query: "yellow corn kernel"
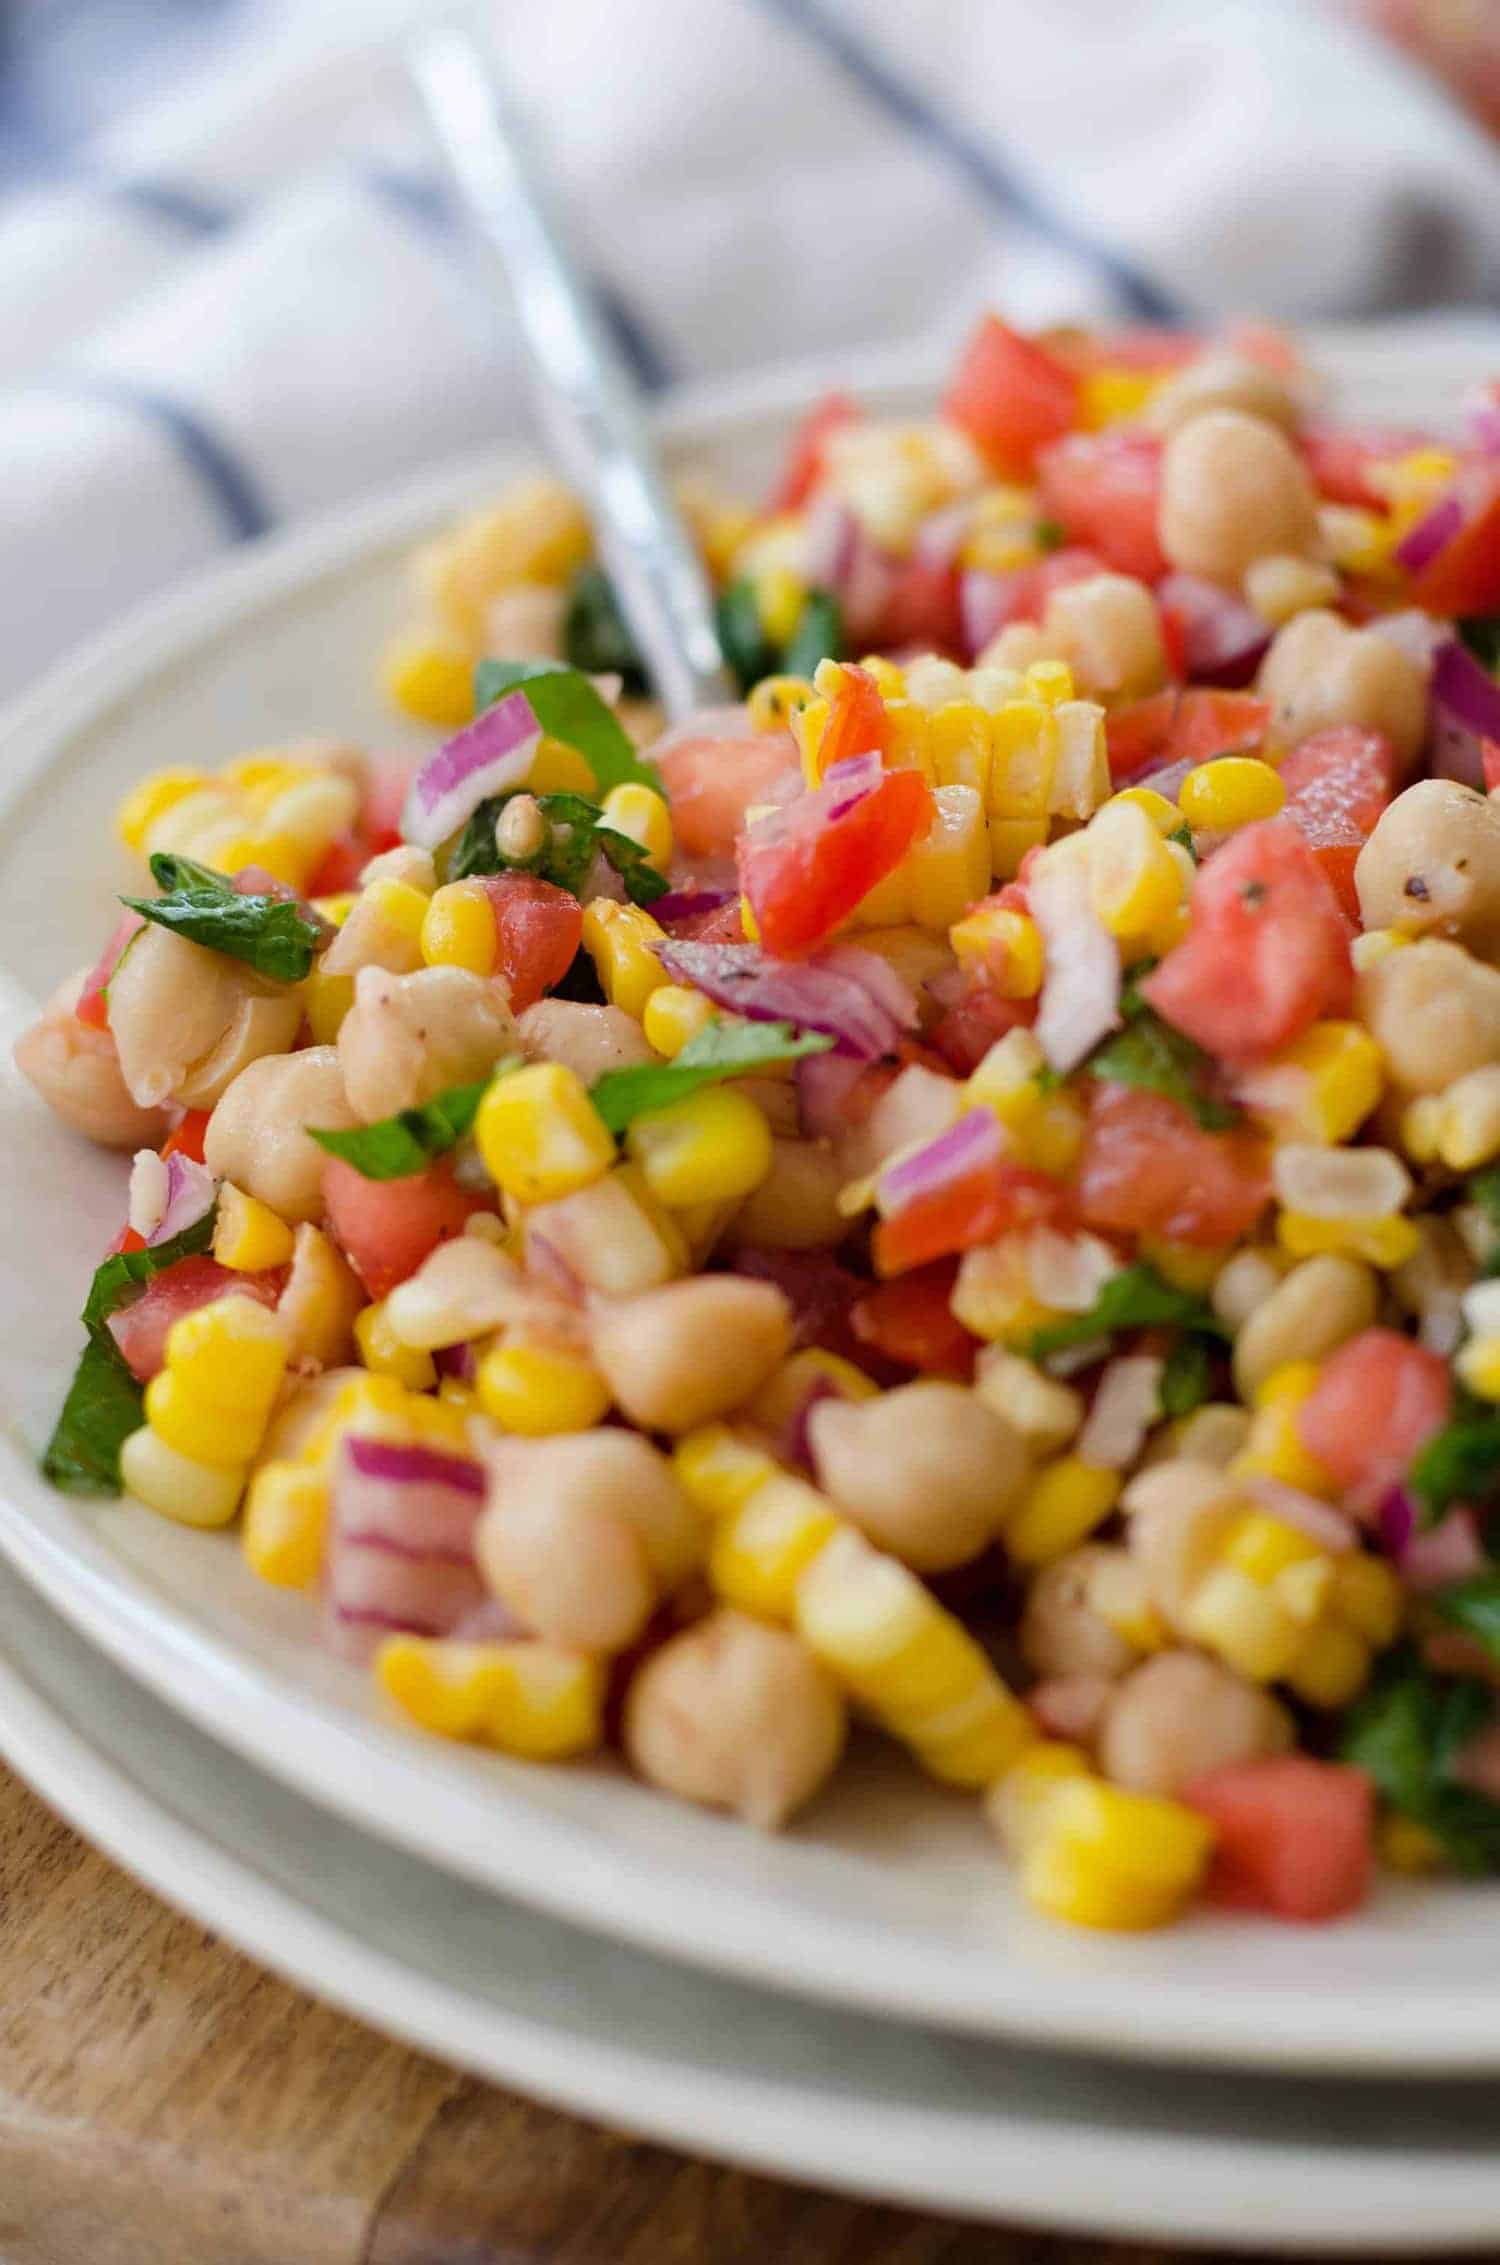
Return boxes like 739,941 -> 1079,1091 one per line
421,879 -> 497,975
1183,1566 -> 1304,1682
752,564 -> 804,649
580,898 -> 669,1019
382,634 -> 475,727
987,700 -> 1056,818
1177,756 -> 1286,832
1107,785 -> 1181,834
1329,1551 -> 1402,1648
882,700 -> 936,782
1276,1211 -> 1420,1269
673,1425 -> 780,1518
1235,1021 -> 1384,1145
747,674 -> 814,732
949,1238 -> 1056,1347
1320,503 -> 1394,579
906,784 -> 990,930
377,1636 -> 604,1759
1078,365 -> 1159,428
950,905 -> 1044,998
1254,1358 -> 1321,1412
1137,1236 -> 1224,1295
161,1296 -> 288,1413
300,963 -> 356,1045
641,984 -> 716,1057
1380,1813 -> 1446,1874
602,781 -> 674,871
225,753 -> 310,799
475,1339 -> 611,1434
1019,1779 -> 1212,1931
119,1426 -> 245,1529
1223,1511 -> 1322,1584
363,876 -> 430,957
116,767 -> 207,852
139,784 -> 239,863
625,1084 -> 773,1208
849,857 -> 913,927
1006,1457 -> 1122,1566
985,1740 -> 1093,1857
1427,1063 -> 1500,1171
1285,1621 -> 1370,1709
1085,797 -> 1184,937
857,654 -> 906,699
1025,659 -> 1074,708
987,817 -> 1048,879
966,1026 -> 1045,1115
142,1373 -> 272,1468
974,1348 -> 1084,1455
792,693 -> 830,785
525,734 -> 597,795
1457,1333 -> 1500,1403
355,1301 -> 438,1390
709,1474 -> 842,1622
213,1183 -> 296,1272
927,701 -> 993,800
521,1164 -> 687,1295
261,771 -> 360,863
242,1461 -> 330,1588
313,892 -> 357,927
1230,1403 -> 1336,1498
474,1060 -> 615,1204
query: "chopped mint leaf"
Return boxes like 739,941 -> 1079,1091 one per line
1086,1002 -> 1238,1131
1432,1576 -> 1500,1665
123,854 -> 322,983
715,579 -> 777,697
1159,1332 -> 1216,1420
563,565 -> 650,695
1410,1412 -> 1500,1527
590,1018 -> 832,1135
781,588 -> 844,681
1029,1263 -> 1226,1361
473,659 -> 662,796
446,789 -> 666,905
309,1077 -> 500,1181
1341,1647 -> 1500,1876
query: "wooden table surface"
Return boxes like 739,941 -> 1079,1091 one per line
0,1760 -> 1477,2265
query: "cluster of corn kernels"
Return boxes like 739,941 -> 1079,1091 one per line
122,1297 -> 289,1528
116,748 -> 360,893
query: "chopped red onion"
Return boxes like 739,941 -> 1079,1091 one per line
1401,1504 -> 1487,1593
796,1048 -> 867,1138
651,885 -> 738,928
913,497 -> 979,573
323,1552 -> 485,1661
656,939 -> 907,1060
1395,490 -> 1464,576
335,1433 -> 486,1561
146,1152 -> 218,1248
1465,386 -> 1500,458
1030,849 -> 1121,1074
1368,608 -> 1444,672
1243,1478 -> 1356,1554
1378,1486 -> 1416,1560
730,1247 -> 866,1359
821,750 -> 885,819
1428,636 -> 1500,788
816,941 -> 919,1031
1156,572 -> 1270,687
401,688 -> 541,849
876,1107 -> 1004,1217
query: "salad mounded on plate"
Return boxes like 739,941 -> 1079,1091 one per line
21,312 -> 1500,1932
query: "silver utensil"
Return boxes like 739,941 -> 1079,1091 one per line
410,24 -> 732,722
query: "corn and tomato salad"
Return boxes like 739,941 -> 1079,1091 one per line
27,309 -> 1500,1934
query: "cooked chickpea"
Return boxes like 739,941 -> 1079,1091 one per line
203,1044 -> 357,1223
731,1138 -> 847,1249
1231,1253 -> 1377,1399
476,1430 -> 698,1652
807,1381 -> 1026,1572
277,1224 -> 362,1367
1357,938 -> 1500,1093
1040,572 -> 1168,703
1124,1459 -> 1243,1627
1169,1402 -> 1253,1467
337,964 -> 516,1122
13,975 -> 170,1149
515,998 -> 656,1081
1210,1246 -> 1289,1331
1097,1650 -> 1293,1796
384,1235 -> 528,1348
1355,780 -> 1500,957
1147,350 -> 1302,438
107,925 -> 302,1110
1158,409 -> 1319,584
624,1609 -> 846,1830
589,1276 -> 793,1433
1019,1544 -> 1141,1681
1257,609 -> 1428,773
357,844 -> 435,893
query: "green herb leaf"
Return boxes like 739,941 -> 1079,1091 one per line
1086,1002 -> 1238,1131
1341,1647 -> 1500,1875
1410,1412 -> 1500,1527
1033,518 -> 1065,554
446,789 -> 666,905
123,854 -> 323,983
714,579 -> 777,696
590,1018 -> 833,1135
309,1077 -> 498,1180
562,565 -> 650,694
781,588 -> 844,681
1029,1263 -> 1226,1362
1431,1575 -> 1500,1664
1168,821 -> 1198,861
1458,616 -> 1500,674
44,1207 -> 218,1496
1468,1164 -> 1500,1275
473,659 -> 662,796
1159,1332 -> 1216,1420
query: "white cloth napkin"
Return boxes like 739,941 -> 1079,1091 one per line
3,0 -> 1500,705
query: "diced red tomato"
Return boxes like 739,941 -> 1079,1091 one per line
473,873 -> 581,1013
1301,422 -> 1427,509
1036,430 -> 1167,581
361,755 -> 416,856
879,555 -> 963,654
769,390 -> 861,513
655,725 -> 797,861
873,1160 -> 1065,1277
323,1156 -> 488,1302
1185,1757 -> 1375,1923
1106,689 -> 1270,783
160,1109 -> 211,1166
1408,462 -> 1500,618
1295,1328 -> 1452,1507
731,1248 -> 869,1365
929,990 -> 1035,1075
1220,317 -> 1300,377
76,909 -> 145,1031
1142,820 -> 1353,1062
1076,1084 -> 1272,1247
1105,690 -> 1179,781
851,1261 -> 978,1380
944,316 -> 1080,473
307,832 -> 367,898
1484,741 -> 1500,794
105,1226 -> 146,1258
106,1255 -> 282,1383
816,663 -> 888,775
1277,726 -> 1394,921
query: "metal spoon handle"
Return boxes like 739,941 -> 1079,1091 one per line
411,26 -> 731,722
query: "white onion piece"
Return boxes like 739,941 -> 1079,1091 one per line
127,1148 -> 169,1241
1077,1355 -> 1165,1471
1270,1142 -> 1410,1220
1030,846 -> 1122,1074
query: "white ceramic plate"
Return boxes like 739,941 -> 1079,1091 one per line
9,1556 -> 1500,2256
4,327 -> 1500,2077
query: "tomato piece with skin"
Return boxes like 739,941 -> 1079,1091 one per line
1142,820 -> 1353,1063
1037,429 -> 1167,582
107,1255 -> 282,1382
323,1155 -> 489,1302
879,555 -> 963,655
850,1261 -> 978,1380
770,390 -> 861,513
944,317 -> 1080,473
1185,1757 -> 1375,1922
1301,422 -> 1428,509
361,755 -> 415,857
473,873 -> 582,1013
816,664 -> 888,776
77,909 -> 146,1030
873,1161 -> 1066,1277
160,1109 -> 212,1166
655,723 -> 797,861
1409,463 -> 1500,619
307,832 -> 367,898
1106,689 -> 1270,783
1295,1327 -> 1452,1508
1278,726 -> 1394,848
1076,1083 -> 1272,1247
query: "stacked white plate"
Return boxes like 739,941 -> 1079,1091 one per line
5,331 -> 1500,2252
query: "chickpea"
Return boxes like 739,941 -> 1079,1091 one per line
624,1609 -> 846,1831
1158,409 -> 1319,584
13,975 -> 170,1149
1231,1254 -> 1377,1400
1257,609 -> 1428,773
1357,938 -> 1500,1093
732,1138 -> 847,1250
516,999 -> 656,1082
1097,1650 -> 1293,1797
1355,780 -> 1500,957
1040,572 -> 1168,703
1019,1544 -> 1141,1681
1210,1246 -> 1288,1332
1124,1459 -> 1243,1628
337,964 -> 515,1122
107,925 -> 302,1110
276,1225 -> 363,1368
1169,1402 -> 1253,1467
357,844 -> 435,893
589,1276 -> 793,1433
1147,350 -> 1301,438
476,1429 -> 698,1652
384,1235 -> 529,1349
807,1381 -> 1026,1572
203,1044 -> 356,1223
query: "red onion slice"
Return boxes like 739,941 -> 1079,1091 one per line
1428,636 -> 1500,788
1156,572 -> 1270,687
1395,491 -> 1464,576
149,1153 -> 217,1247
1400,1504 -> 1487,1593
656,939 -> 907,1060
876,1106 -> 1004,1218
401,689 -> 541,848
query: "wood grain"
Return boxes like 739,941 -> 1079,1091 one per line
0,1760 -> 1475,2265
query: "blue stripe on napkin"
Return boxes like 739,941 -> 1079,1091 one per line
46,374 -> 273,540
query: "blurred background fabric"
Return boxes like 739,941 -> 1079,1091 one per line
3,0 -> 1500,704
